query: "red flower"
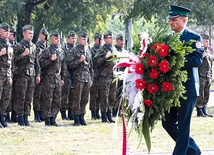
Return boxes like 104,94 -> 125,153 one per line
144,99 -> 153,106
135,63 -> 144,74
147,84 -> 159,94
159,60 -> 170,73
162,82 -> 173,92
149,69 -> 159,79
135,79 -> 146,90
152,43 -> 169,57
148,55 -> 158,67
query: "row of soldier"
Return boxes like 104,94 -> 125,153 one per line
0,22 -> 126,127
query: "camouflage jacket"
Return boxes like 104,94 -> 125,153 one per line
89,45 -> 100,78
36,41 -> 46,56
93,44 -> 117,78
199,48 -> 214,78
0,37 -> 13,77
39,44 -> 67,82
66,44 -> 93,83
13,39 -> 40,77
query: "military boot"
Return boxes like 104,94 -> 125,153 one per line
50,117 -> 58,126
80,114 -> 87,126
96,109 -> 100,119
196,108 -> 206,117
61,111 -> 67,120
39,111 -> 45,121
11,110 -> 18,122
5,113 -> 11,123
45,117 -> 51,126
202,107 -> 213,117
34,110 -> 41,122
24,114 -> 30,126
101,112 -> 108,123
68,110 -> 74,120
107,110 -> 115,123
0,115 -> 8,127
18,115 -> 25,126
91,110 -> 97,120
74,114 -> 80,126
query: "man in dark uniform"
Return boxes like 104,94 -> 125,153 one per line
13,24 -> 40,126
60,30 -> 76,120
39,30 -> 66,126
66,31 -> 93,126
93,30 -> 117,123
89,32 -> 102,120
162,5 -> 203,155
0,23 -> 13,128
33,28 -> 48,122
195,34 -> 213,117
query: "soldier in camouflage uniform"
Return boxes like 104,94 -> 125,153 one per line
195,34 -> 213,117
13,25 -> 40,126
66,31 -> 93,126
60,30 -> 76,120
93,30 -> 117,123
39,30 -> 67,126
0,23 -> 13,128
33,28 -> 48,122
89,32 -> 102,120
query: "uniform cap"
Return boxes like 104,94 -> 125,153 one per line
22,24 -> 34,31
10,27 -> 16,33
0,23 -> 10,31
40,28 -> 48,36
77,31 -> 87,38
116,34 -> 124,40
167,5 -> 191,18
104,30 -> 113,38
68,30 -> 76,37
201,34 -> 209,39
50,30 -> 59,37
94,32 -> 102,39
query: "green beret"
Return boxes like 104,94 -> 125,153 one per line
116,34 -> 124,40
104,30 -> 113,38
94,32 -> 102,39
201,34 -> 209,40
40,28 -> 48,36
68,30 -> 76,37
77,31 -> 87,38
50,30 -> 59,37
22,24 -> 34,31
0,23 -> 10,31
167,5 -> 191,18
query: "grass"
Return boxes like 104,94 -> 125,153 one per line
0,105 -> 214,155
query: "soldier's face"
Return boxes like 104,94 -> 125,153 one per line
104,35 -> 114,45
50,36 -> 60,46
23,30 -> 34,41
203,39 -> 209,48
68,36 -> 76,45
78,37 -> 87,46
39,33 -> 47,43
116,39 -> 124,48
0,29 -> 9,39
94,38 -> 102,46
9,32 -> 15,42
169,16 -> 187,33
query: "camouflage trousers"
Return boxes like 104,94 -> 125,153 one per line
60,76 -> 70,112
0,76 -> 12,116
195,76 -> 212,108
98,76 -> 117,113
13,74 -> 35,116
33,83 -> 42,111
41,74 -> 61,118
71,79 -> 90,115
89,77 -> 99,111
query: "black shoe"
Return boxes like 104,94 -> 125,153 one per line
50,117 -> 58,127
91,110 -> 97,120
45,117 -> 51,126
196,108 -> 206,117
101,112 -> 109,123
107,110 -> 115,123
74,115 -> 80,126
0,115 -> 8,127
5,113 -> 11,123
11,110 -> 18,123
24,115 -> 30,126
79,114 -> 87,126
68,110 -> 74,120
61,111 -> 68,120
202,107 -> 213,117
96,109 -> 100,119
18,115 -> 25,126
34,110 -> 41,122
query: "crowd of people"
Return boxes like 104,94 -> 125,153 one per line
0,22 -> 128,128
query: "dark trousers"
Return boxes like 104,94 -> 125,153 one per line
162,97 -> 201,155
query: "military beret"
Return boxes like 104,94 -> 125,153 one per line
40,28 -> 48,36
77,31 -> 87,38
94,32 -> 102,39
104,30 -> 113,38
22,24 -> 34,32
68,30 -> 76,37
0,23 -> 10,31
201,34 -> 209,40
116,34 -> 124,40
10,27 -> 15,33
50,30 -> 59,37
167,5 -> 191,18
